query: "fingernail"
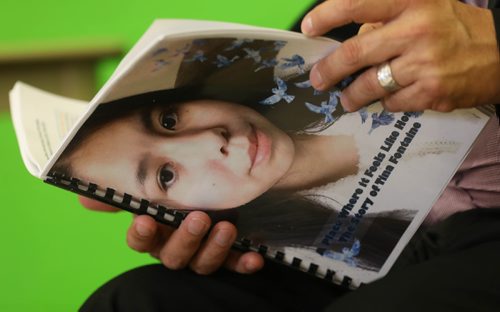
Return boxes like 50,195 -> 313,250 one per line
136,222 -> 152,237
310,65 -> 324,89
339,93 -> 352,112
302,16 -> 314,35
214,229 -> 232,247
188,218 -> 208,236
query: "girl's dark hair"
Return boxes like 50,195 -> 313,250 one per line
209,192 -> 415,272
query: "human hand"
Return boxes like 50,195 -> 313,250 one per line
79,196 -> 265,275
302,0 -> 500,112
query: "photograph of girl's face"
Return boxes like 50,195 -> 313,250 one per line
69,100 -> 295,210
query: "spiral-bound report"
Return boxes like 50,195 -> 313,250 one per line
44,172 -> 355,287
45,173 -> 186,227
10,19 -> 492,288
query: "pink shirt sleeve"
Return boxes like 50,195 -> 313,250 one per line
462,0 -> 488,7
426,116 -> 500,224
425,1 -> 499,223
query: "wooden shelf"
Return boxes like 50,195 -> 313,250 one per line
0,38 -> 124,111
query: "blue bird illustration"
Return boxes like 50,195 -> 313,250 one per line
172,43 -> 192,57
327,90 -> 341,109
152,59 -> 170,72
213,54 -> 240,68
304,91 -> 341,123
359,107 -> 369,124
183,50 -> 207,63
370,110 -> 395,134
294,79 -> 324,95
273,40 -> 287,51
254,58 -> 278,72
151,47 -> 168,57
294,79 -> 312,89
321,239 -> 361,267
243,48 -> 262,63
259,78 -> 295,105
343,239 -> 361,258
192,39 -> 208,46
224,39 -> 254,51
280,54 -> 305,73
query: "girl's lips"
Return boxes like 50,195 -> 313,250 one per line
247,126 -> 258,169
249,124 -> 271,172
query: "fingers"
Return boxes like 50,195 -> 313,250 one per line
157,211 -> 211,269
309,21 -> 409,93
188,221 -> 237,275
187,221 -> 265,275
126,211 -> 265,275
302,0 -> 500,111
127,214 -> 166,253
302,0 -> 414,110
224,250 -> 265,274
337,22 -> 385,111
340,55 -> 413,111
78,196 -> 120,212
301,0 -> 406,36
383,80 -> 455,113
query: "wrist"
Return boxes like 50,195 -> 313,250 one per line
462,5 -> 500,106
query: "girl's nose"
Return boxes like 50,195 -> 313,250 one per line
157,127 -> 229,160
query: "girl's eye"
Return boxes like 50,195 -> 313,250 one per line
159,111 -> 178,130
158,164 -> 176,190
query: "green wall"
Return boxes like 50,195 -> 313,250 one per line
0,1 -> 313,311
0,0 -> 311,42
